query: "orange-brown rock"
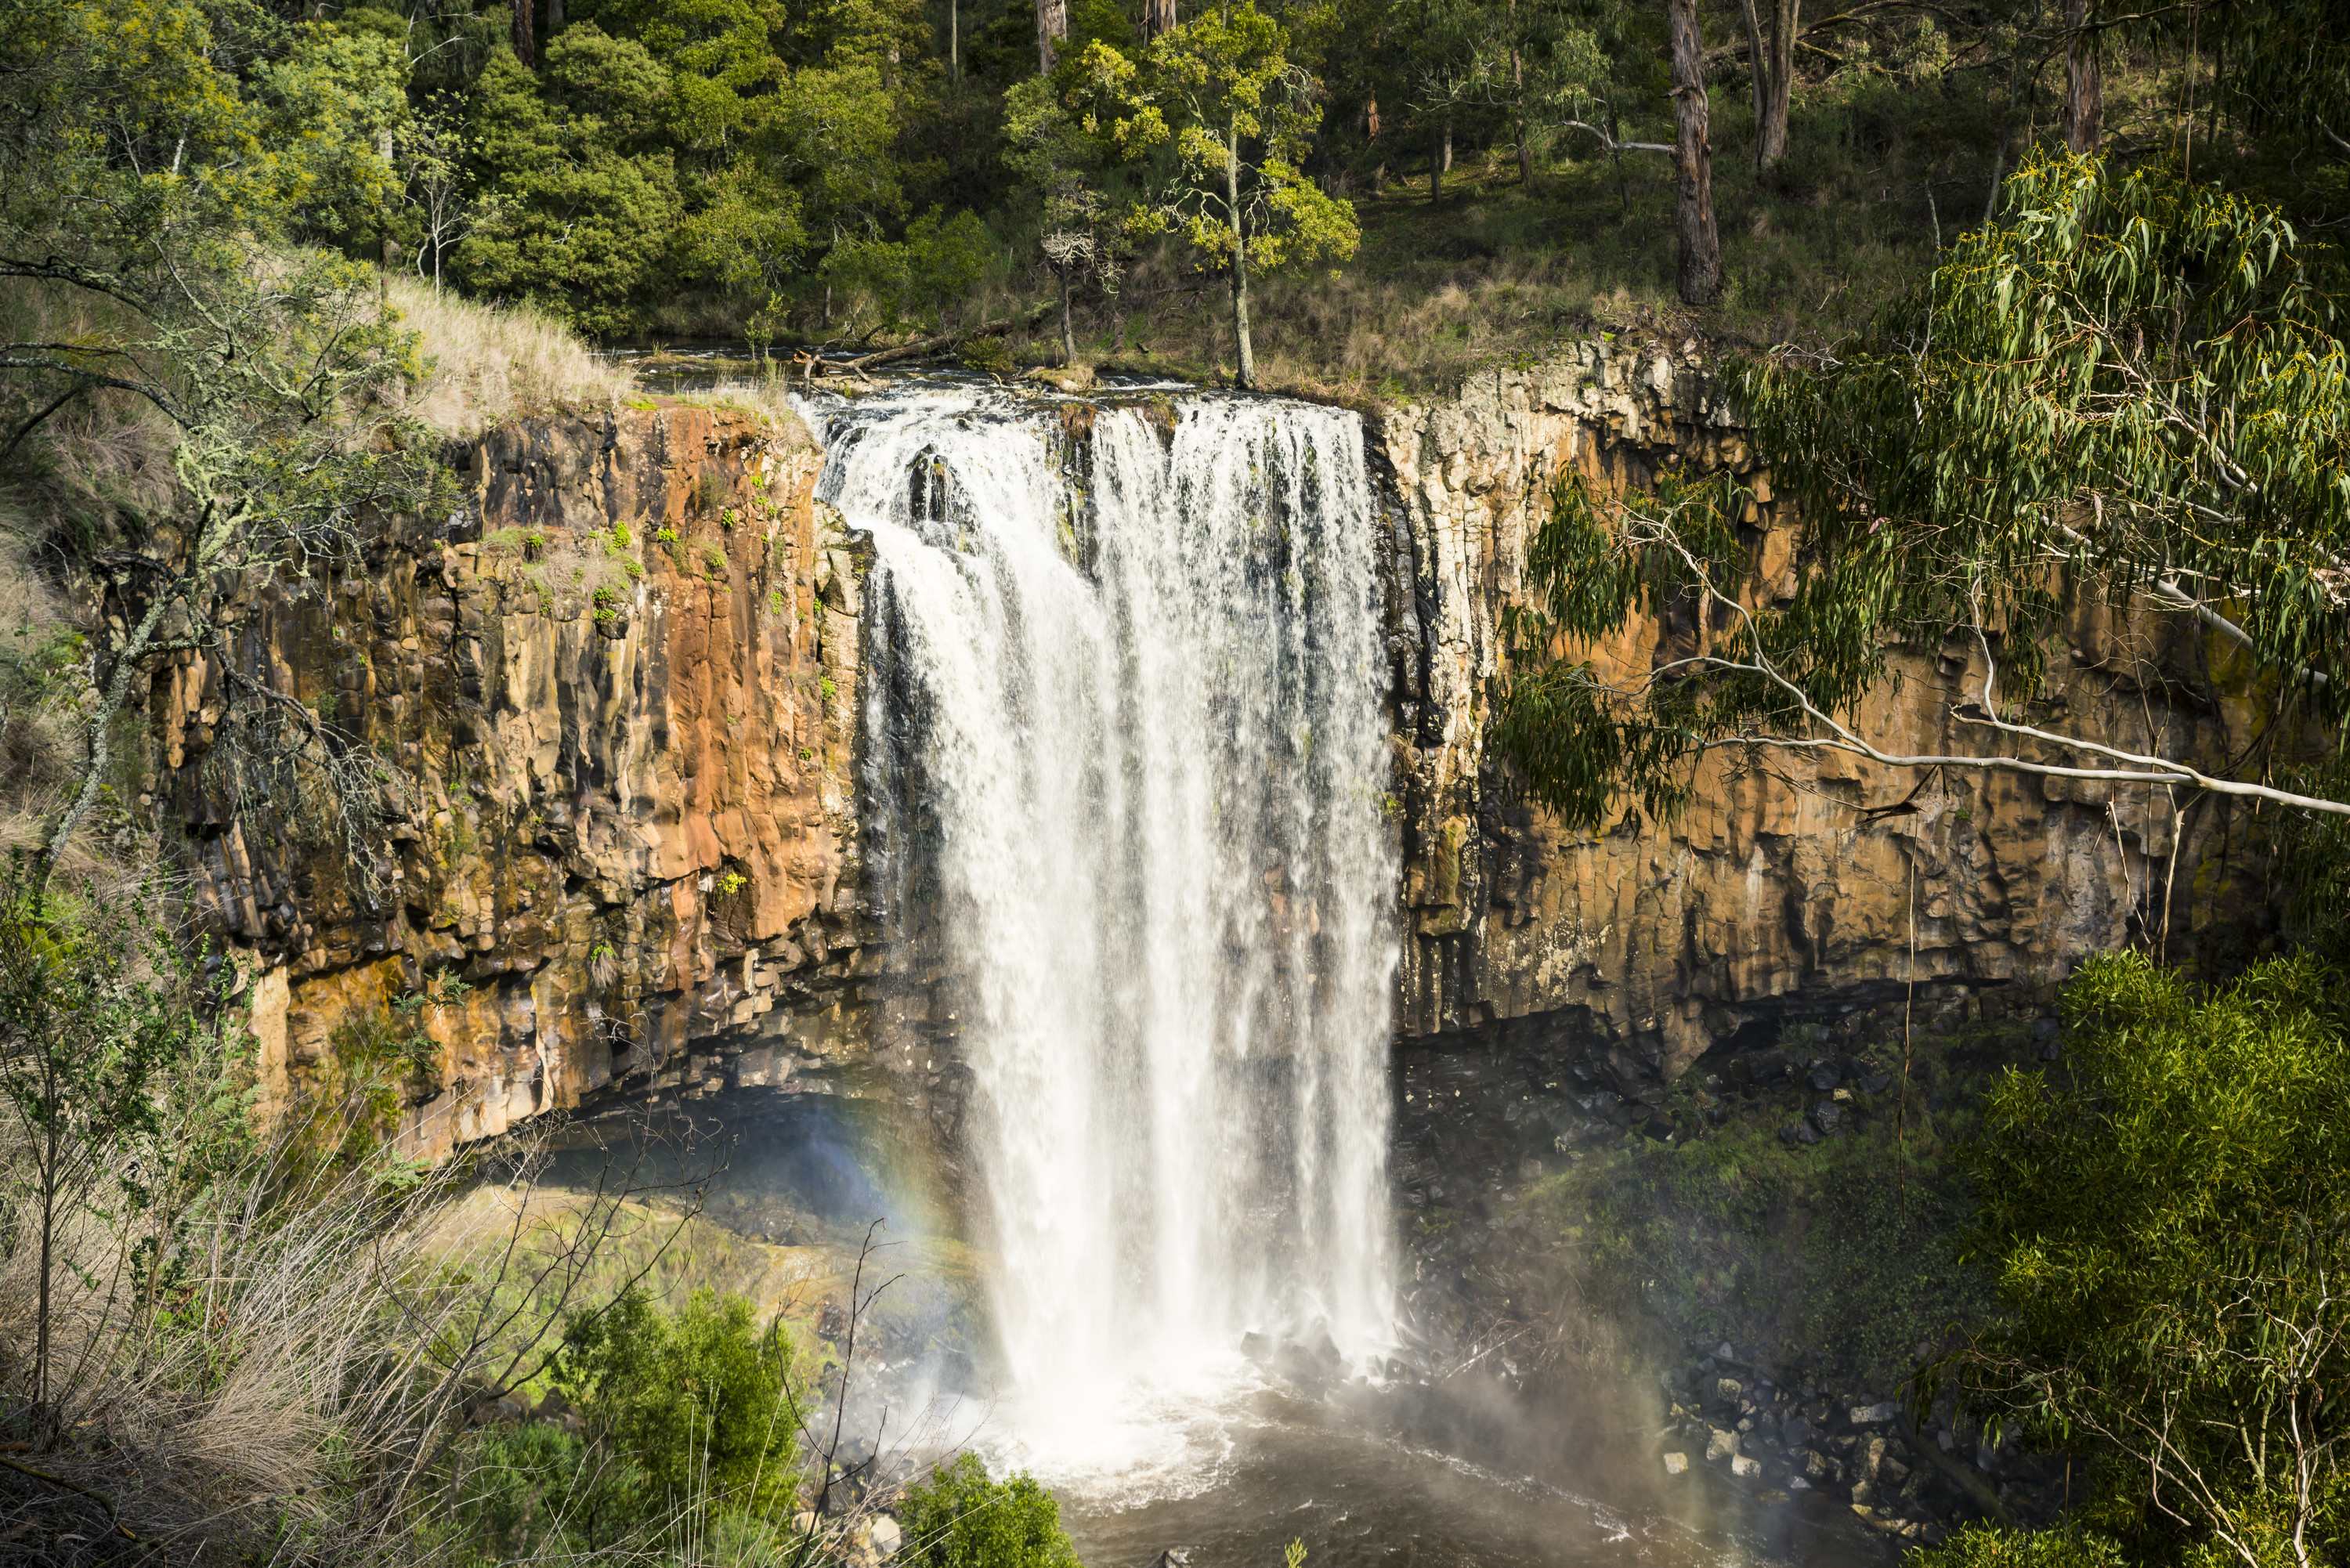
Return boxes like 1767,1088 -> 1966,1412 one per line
146,403 -> 873,1160
143,352 -> 2291,1161
1376,344 -> 2277,1079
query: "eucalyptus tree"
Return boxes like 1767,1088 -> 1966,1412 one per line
1083,2 -> 1360,388
1948,948 -> 2350,1566
1732,0 -> 1796,168
1494,154 -> 2350,829
1550,0 -> 1719,305
1,0 -> 446,892
1005,76 -> 1122,364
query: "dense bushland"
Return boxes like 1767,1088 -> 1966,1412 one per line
12,0 -> 2338,388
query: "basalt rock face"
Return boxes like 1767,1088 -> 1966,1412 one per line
156,352 -> 2282,1160
148,403 -> 877,1161
1374,341 -> 2277,1085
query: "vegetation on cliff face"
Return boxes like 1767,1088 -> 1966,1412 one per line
1498,152 -> 2349,848
3,0 -> 2349,1557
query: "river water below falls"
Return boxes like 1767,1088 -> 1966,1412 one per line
791,380 -> 1885,1566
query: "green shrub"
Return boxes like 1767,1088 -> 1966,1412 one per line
1911,1524 -> 2129,1568
897,1454 -> 1080,1568
960,335 -> 1018,378
1950,951 -> 2350,1563
557,1286 -> 803,1526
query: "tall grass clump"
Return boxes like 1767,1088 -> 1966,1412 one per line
389,277 -> 632,438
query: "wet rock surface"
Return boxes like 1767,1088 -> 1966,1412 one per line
1387,993 -> 2091,1545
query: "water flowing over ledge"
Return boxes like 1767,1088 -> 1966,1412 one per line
798,381 -> 1400,1487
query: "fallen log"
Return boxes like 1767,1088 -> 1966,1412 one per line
826,301 -> 1058,374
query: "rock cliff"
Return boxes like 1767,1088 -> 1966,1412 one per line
1374,341 -> 2277,1082
149,402 -> 876,1160
147,351 -> 2282,1158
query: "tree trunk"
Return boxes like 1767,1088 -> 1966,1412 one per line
1737,0 -> 1766,150
1762,0 -> 1796,165
1058,268 -> 1075,365
1365,94 -> 1380,139
1430,122 -> 1442,203
34,1107 -> 57,1422
1669,0 -> 1723,305
1143,0 -> 1176,41
2063,0 -> 2102,153
1607,106 -> 1631,215
1229,124 -> 1255,388
1512,0 -> 1537,185
1511,37 -> 1532,183
545,0 -> 562,34
1442,113 -> 1455,174
1036,0 -> 1068,73
512,0 -> 534,67
949,0 -> 959,82
1736,0 -> 1796,167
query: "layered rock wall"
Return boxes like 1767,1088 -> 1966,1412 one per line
1375,342 -> 2276,1082
146,352 -> 2283,1158
148,403 -> 878,1160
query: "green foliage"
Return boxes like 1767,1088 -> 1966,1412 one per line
255,21 -> 410,249
1944,951 -> 2350,1564
457,34 -> 684,334
1080,5 -> 1358,380
1498,154 -> 2350,831
961,334 -> 1019,378
1913,1523 -> 2131,1568
0,864 -> 240,1415
1490,466 -> 1746,830
2,0 -> 454,882
822,208 -> 996,334
896,1453 -> 1083,1568
1743,153 -> 2349,734
556,1286 -> 803,1530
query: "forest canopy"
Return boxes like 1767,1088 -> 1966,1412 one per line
12,0 -> 2341,385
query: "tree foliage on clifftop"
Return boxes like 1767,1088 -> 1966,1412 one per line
1,0 -> 452,890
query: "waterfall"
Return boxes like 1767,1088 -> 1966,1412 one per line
804,382 -> 1396,1479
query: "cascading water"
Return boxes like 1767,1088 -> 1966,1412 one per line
801,381 -> 1397,1490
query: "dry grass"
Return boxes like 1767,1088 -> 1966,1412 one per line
0,1121 -> 709,1562
660,378 -> 822,453
390,277 -> 633,437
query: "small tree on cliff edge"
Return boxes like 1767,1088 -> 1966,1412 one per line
1079,4 -> 1359,388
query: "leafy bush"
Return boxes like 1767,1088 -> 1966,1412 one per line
1913,1523 -> 2129,1568
1947,951 -> 2350,1565
557,1286 -> 804,1529
896,1453 -> 1082,1568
